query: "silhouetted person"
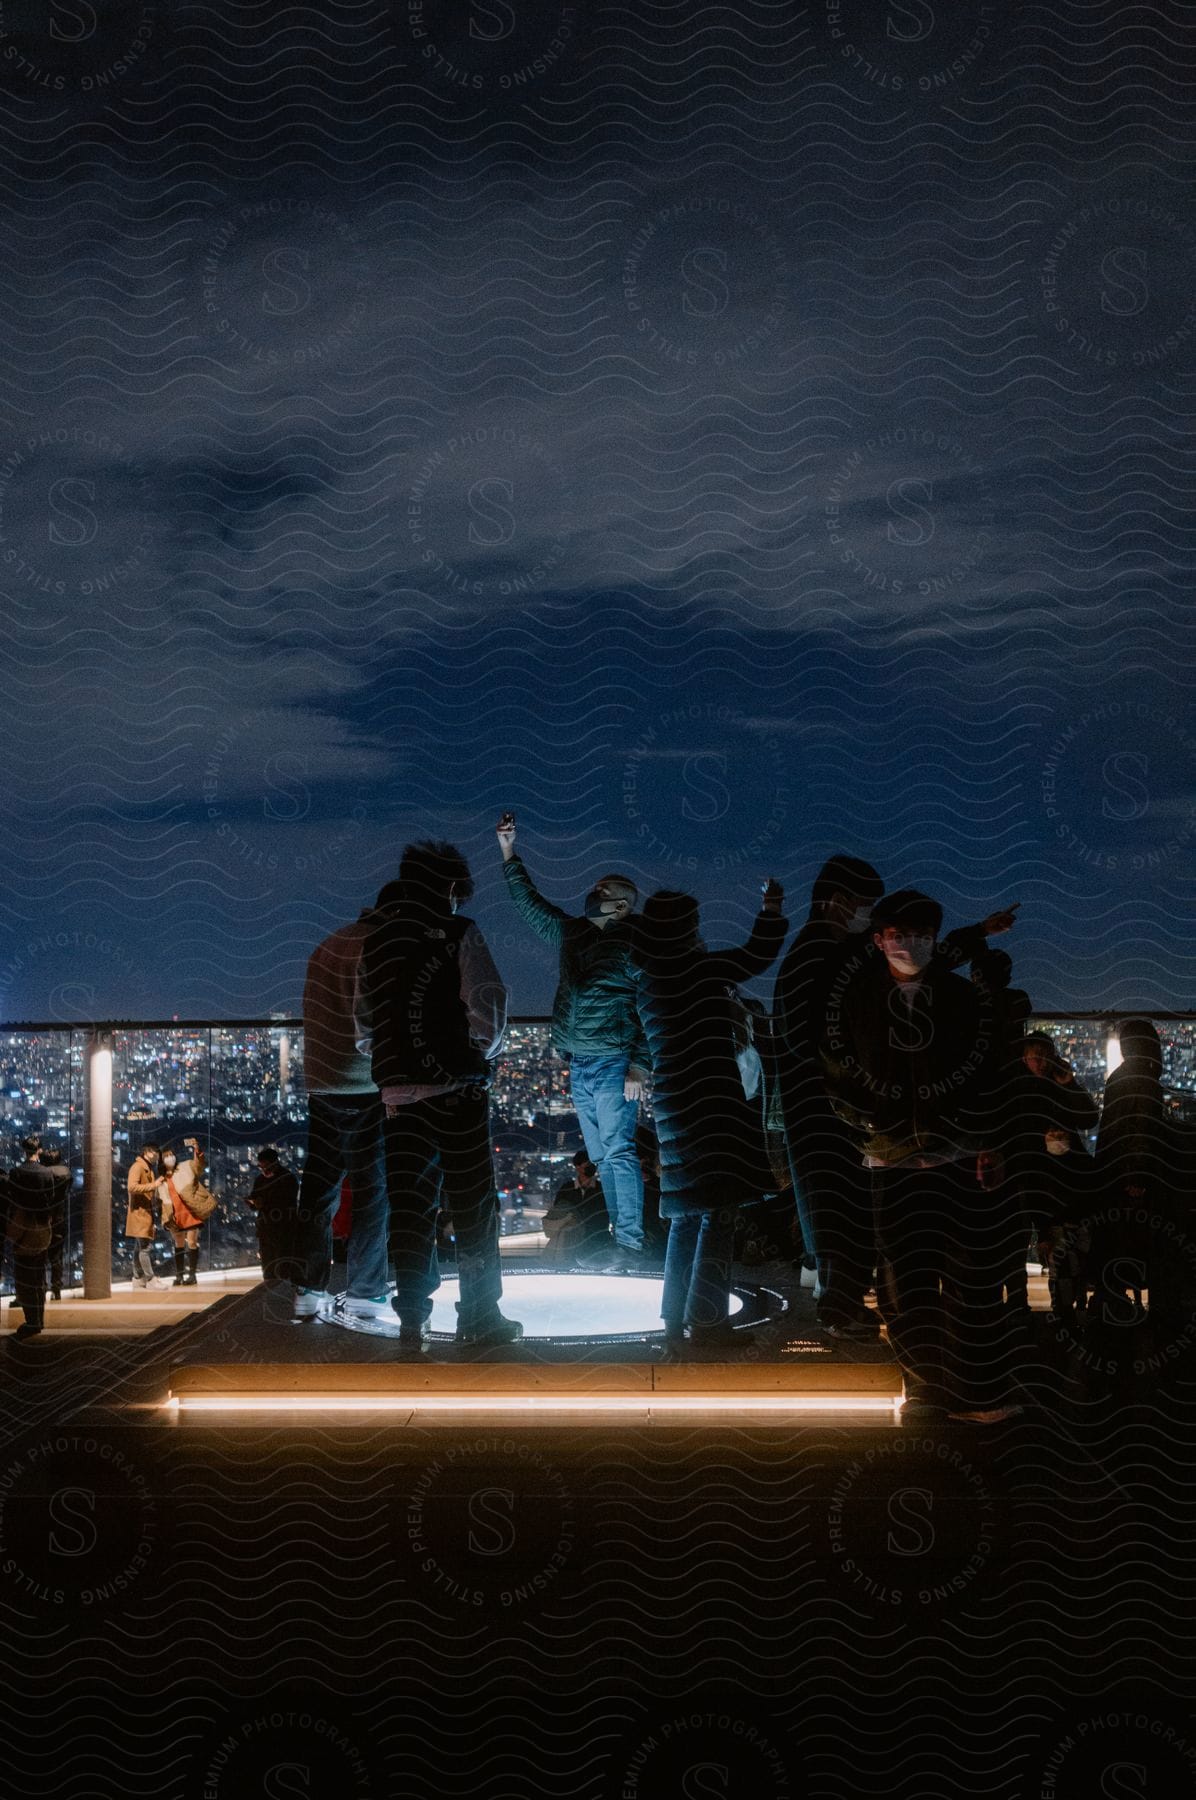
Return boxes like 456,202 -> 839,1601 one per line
773,855 -> 883,1334
497,811 -> 650,1268
1034,1130 -> 1094,1327
970,949 -> 1032,1058
7,1137 -> 63,1340
296,889 -> 394,1333
542,1157 -> 609,1267
774,856 -> 1020,1337
823,889 -> 1022,1423
357,839 -> 520,1353
1007,1034 -> 1099,1311
635,1124 -> 667,1260
248,1147 -> 300,1282
38,1146 -> 69,1301
1094,1020 -> 1166,1321
629,880 -> 787,1350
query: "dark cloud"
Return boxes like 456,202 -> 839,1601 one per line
0,1 -> 1193,1016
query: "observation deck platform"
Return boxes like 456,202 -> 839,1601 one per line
155,1259 -> 907,1426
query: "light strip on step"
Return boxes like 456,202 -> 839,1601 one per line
166,1393 -> 900,1416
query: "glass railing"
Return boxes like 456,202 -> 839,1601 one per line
2,1013 -> 1194,1291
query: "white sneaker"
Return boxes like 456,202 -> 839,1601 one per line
148,1277 -> 173,1290
292,1287 -> 333,1322
799,1264 -> 818,1290
322,1294 -> 403,1339
130,1276 -> 149,1289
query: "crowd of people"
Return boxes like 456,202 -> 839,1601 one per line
234,818 -> 1188,1421
4,822 -> 1191,1419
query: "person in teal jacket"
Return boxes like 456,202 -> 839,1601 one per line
497,812 -> 651,1267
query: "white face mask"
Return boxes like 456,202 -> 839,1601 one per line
844,906 -> 873,934
885,938 -> 934,974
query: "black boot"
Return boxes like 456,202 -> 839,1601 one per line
182,1248 -> 199,1287
172,1247 -> 187,1286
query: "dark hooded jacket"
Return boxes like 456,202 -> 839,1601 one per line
628,907 -> 787,1215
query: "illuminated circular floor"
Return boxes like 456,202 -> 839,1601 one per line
428,1271 -> 745,1342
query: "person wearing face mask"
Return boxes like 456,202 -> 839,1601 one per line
356,840 -> 520,1354
774,859 -> 1020,1340
158,1139 -> 208,1287
497,811 -> 652,1270
125,1141 -> 168,1289
821,889 -> 1023,1424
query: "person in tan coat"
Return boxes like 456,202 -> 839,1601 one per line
125,1142 -> 164,1287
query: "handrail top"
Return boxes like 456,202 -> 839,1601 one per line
2,1012 -> 1195,1032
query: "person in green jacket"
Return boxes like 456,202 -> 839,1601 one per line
497,811 -> 651,1267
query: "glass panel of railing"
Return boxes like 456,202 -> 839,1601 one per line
491,1021 -> 574,1240
207,1024 -> 306,1275
111,1026 -> 212,1287
0,1028 -> 76,1295
0,1010 -> 1189,1321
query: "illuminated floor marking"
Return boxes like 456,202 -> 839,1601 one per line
428,1272 -> 743,1340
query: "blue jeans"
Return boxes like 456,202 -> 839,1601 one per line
568,1055 -> 644,1253
296,1093 -> 389,1298
662,1208 -> 736,1329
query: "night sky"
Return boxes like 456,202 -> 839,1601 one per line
1,0 -> 1194,1022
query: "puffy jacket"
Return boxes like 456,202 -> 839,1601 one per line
503,855 -> 649,1066
629,908 -> 787,1214
821,947 -> 1002,1166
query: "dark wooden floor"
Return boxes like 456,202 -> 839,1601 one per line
0,1269 -> 1193,1798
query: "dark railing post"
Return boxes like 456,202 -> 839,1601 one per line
83,1027 -> 113,1300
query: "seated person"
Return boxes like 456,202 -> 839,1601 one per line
248,1147 -> 301,1283
542,1155 -> 611,1267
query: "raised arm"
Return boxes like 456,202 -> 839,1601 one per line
706,881 -> 789,984
499,815 -> 570,948
709,913 -> 789,985
940,901 -> 1021,970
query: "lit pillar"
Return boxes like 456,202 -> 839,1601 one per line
278,1031 -> 289,1108
1105,1026 -> 1123,1078
84,1028 -> 113,1300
